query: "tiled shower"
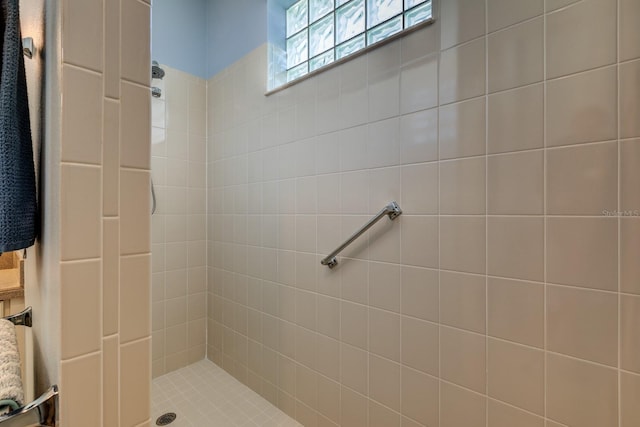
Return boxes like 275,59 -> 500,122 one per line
151,0 -> 640,426
151,67 -> 208,377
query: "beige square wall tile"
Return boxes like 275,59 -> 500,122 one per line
439,0 -> 485,50
121,338 -> 151,427
296,364 -> 318,409
61,354 -> 101,426
440,216 -> 486,275
488,0 -> 543,32
621,219 -> 640,295
440,157 -> 486,215
621,371 -> 640,427
621,60 -> 640,139
369,355 -> 401,412
370,398 -> 400,427
401,266 -> 439,322
317,375 -> 340,423
104,0 -> 120,98
621,140 -> 640,212
621,294 -> 640,374
400,216 -> 438,268
440,271 -> 486,333
441,326 -> 486,393
103,219 -> 119,336
439,97 -> 486,160
488,338 -> 544,415
400,108 -> 438,164
488,277 -> 544,348
546,353 -> 618,427
547,217 -> 617,291
440,381 -> 486,427
488,150 -> 544,214
341,258 -> 368,305
103,99 -> 120,216
61,260 -> 101,359
401,163 -> 438,215
340,387 -> 367,427
369,262 -> 401,312
401,22 -> 439,64
340,301 -> 368,350
488,216 -> 544,282
120,169 -> 151,255
547,142 -> 617,215
400,54 -> 438,114
401,316 -> 439,375
546,0 -> 616,78
488,83 -> 543,154
62,0 -> 103,71
488,399 -> 544,427
402,367 -> 438,427
61,165 -> 101,261
121,0 -> 150,85
317,335 -> 340,381
368,167 -> 401,217
439,38 -> 486,105
488,18 -> 543,93
317,295 -> 340,340
369,309 -> 400,362
62,65 -> 102,164
620,0 -> 640,61
121,81 -> 151,169
547,285 -> 618,366
546,66 -> 617,147
120,254 -> 151,344
340,343 -> 368,394
103,336 -> 118,427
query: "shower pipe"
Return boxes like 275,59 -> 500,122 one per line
320,201 -> 402,269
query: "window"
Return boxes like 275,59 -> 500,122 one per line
283,0 -> 432,84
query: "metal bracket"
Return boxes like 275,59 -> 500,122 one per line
22,37 -> 33,59
3,306 -> 32,327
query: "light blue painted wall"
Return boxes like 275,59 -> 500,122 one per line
206,0 -> 268,78
152,0 -> 208,79
153,0 -> 272,79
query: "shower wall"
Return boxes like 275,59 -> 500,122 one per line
151,65 -> 208,377
206,0 -> 640,426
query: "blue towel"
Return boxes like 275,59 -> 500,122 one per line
0,0 -> 37,253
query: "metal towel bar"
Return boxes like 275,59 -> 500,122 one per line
3,307 -> 32,328
0,385 -> 58,426
321,201 -> 402,269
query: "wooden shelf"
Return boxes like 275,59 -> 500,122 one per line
0,252 -> 24,300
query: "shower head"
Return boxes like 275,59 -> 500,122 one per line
152,60 -> 165,79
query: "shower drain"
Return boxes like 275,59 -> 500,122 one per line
156,412 -> 177,426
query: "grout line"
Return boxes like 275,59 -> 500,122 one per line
542,0 -> 548,421
484,0 -> 490,420
616,0 -> 622,425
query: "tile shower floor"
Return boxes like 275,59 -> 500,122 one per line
152,359 -> 302,427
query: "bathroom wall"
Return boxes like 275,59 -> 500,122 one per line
26,0 -> 153,425
206,0 -> 640,426
206,0 -> 267,77
151,0 -> 207,79
151,65 -> 208,378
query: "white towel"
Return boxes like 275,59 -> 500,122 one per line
0,319 -> 23,407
